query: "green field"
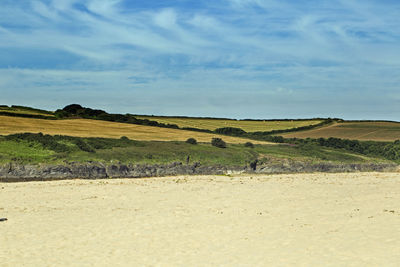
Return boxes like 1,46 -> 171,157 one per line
0,133 -> 389,166
135,116 -> 324,132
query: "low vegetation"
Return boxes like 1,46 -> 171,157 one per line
0,104 -> 399,167
310,137 -> 400,161
251,135 -> 400,161
186,138 -> 197,145
0,133 -> 390,166
244,142 -> 254,148
190,125 -> 400,162
211,138 -> 227,148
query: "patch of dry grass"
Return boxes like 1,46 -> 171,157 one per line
135,116 -> 323,132
0,107 -> 54,117
0,116 -> 271,144
281,121 -> 400,141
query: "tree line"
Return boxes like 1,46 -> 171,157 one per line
55,104 -> 180,129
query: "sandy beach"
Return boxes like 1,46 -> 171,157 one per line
1,173 -> 400,266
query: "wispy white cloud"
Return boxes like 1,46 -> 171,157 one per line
0,0 -> 399,119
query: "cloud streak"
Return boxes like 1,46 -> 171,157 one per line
0,0 -> 399,119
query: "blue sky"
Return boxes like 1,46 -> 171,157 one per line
1,0 -> 400,119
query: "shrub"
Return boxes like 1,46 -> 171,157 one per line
186,138 -> 197,145
62,104 -> 84,114
5,132 -> 70,153
211,138 -> 226,148
73,139 -> 95,153
85,138 -> 110,149
214,127 -> 246,136
244,142 -> 254,148
54,109 -> 68,119
120,136 -> 130,141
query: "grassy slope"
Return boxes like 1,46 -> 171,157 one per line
0,139 -> 55,163
0,135 -> 389,166
135,115 -> 324,132
0,106 -> 397,167
0,116 -> 270,144
0,107 -> 395,167
281,121 -> 400,141
0,106 -> 55,117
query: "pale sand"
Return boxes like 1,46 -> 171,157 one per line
1,173 -> 400,266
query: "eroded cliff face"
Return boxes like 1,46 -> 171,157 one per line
0,161 -> 397,182
0,162 -> 238,182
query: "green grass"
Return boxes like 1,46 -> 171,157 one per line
0,138 -> 55,164
67,142 -> 258,166
0,134 -> 390,166
253,143 -> 380,164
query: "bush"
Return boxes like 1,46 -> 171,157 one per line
54,109 -> 68,119
214,127 -> 246,136
211,138 -> 226,148
62,104 -> 84,114
120,136 -> 130,141
244,142 -> 254,148
5,132 -> 70,153
73,139 -> 95,153
186,138 -> 197,145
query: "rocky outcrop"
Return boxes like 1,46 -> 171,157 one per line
0,162 -> 245,182
255,162 -> 398,174
0,161 -> 398,182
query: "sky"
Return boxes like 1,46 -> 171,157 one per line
0,0 -> 400,120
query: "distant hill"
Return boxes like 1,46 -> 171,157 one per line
0,115 -> 271,144
1,103 -> 399,142
0,104 -> 400,165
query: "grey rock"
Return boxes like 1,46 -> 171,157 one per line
0,161 -> 398,182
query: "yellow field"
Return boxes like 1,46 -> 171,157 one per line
0,107 -> 54,117
281,121 -> 400,141
0,116 -> 271,144
135,116 -> 323,132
